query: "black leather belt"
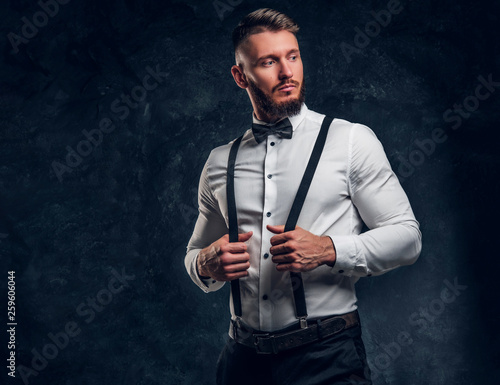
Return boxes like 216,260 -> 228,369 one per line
231,310 -> 359,354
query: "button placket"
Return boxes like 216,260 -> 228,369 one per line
259,135 -> 279,331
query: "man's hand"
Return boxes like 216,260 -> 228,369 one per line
197,231 -> 253,281
267,225 -> 336,272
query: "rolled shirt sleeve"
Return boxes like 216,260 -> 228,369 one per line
184,156 -> 227,293
326,124 -> 422,277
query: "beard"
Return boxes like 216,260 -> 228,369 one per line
247,77 -> 306,121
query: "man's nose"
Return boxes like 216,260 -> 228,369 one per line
279,60 -> 293,79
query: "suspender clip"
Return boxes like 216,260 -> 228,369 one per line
299,316 -> 308,329
231,317 -> 242,340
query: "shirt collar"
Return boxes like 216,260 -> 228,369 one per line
252,103 -> 308,132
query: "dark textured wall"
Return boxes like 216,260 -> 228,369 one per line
1,0 -> 499,384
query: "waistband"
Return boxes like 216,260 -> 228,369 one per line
230,310 -> 360,354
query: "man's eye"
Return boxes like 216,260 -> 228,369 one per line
289,55 -> 297,61
263,60 -> 274,66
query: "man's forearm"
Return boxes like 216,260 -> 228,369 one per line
321,236 -> 337,267
196,251 -> 212,279
328,221 -> 421,277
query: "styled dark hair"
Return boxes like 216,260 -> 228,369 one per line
232,8 -> 299,53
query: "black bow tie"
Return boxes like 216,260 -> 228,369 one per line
252,118 -> 293,144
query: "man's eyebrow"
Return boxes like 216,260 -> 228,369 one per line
255,48 -> 300,62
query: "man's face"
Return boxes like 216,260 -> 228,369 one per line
232,30 -> 305,122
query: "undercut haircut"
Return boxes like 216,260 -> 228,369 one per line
232,8 -> 299,59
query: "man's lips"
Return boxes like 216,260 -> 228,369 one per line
278,84 -> 296,92
274,81 -> 299,93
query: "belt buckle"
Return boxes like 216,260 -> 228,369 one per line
253,333 -> 276,354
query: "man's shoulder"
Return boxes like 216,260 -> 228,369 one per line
305,109 -> 376,139
332,118 -> 377,138
206,129 -> 253,167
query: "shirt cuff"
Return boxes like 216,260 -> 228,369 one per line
186,250 -> 225,293
326,235 -> 361,277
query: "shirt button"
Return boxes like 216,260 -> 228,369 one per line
212,280 -> 216,283
367,273 -> 372,277
339,270 -> 344,274
262,294 -> 268,300
266,212 -> 271,217
263,253 -> 269,259
267,174 -> 272,179
270,142 -> 275,146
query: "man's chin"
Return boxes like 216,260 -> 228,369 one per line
274,92 -> 302,105
275,97 -> 299,106
273,99 -> 303,118
248,78 -> 305,119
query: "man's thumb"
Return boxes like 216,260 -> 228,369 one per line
238,231 -> 253,242
266,225 -> 285,234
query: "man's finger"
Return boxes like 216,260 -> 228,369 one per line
275,263 -> 293,272
223,231 -> 253,253
275,262 -> 305,273
266,225 -> 285,234
271,253 -> 293,264
237,231 -> 253,242
270,233 -> 293,246
270,242 -> 294,255
221,252 -> 250,264
224,242 -> 247,253
223,262 -> 251,273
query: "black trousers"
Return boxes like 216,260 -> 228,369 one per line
216,324 -> 372,385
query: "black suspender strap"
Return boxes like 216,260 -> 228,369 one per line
284,115 -> 333,327
227,135 -> 244,317
226,116 -> 333,325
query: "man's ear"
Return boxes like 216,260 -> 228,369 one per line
231,65 -> 248,89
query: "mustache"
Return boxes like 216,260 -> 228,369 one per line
273,80 -> 300,92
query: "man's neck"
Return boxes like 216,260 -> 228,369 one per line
253,110 -> 285,124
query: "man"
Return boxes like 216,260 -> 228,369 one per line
185,8 -> 421,385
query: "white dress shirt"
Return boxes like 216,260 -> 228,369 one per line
185,104 -> 422,332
